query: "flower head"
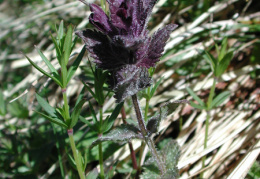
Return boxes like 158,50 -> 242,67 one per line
76,0 -> 177,102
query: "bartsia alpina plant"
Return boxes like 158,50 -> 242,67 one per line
76,0 -> 177,102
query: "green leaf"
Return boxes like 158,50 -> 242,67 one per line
150,77 -> 164,98
88,101 -> 98,124
189,101 -> 205,110
186,87 -> 205,107
35,46 -> 59,75
63,25 -> 73,65
70,99 -> 85,128
57,20 -> 64,43
142,140 -> 180,179
83,82 -> 96,99
90,124 -> 142,148
203,50 -> 216,73
79,116 -> 99,132
67,46 -> 86,82
146,107 -> 167,134
23,53 -> 63,87
101,102 -> 124,133
86,169 -> 98,179
215,51 -> 233,77
0,90 -> 6,116
211,91 -> 230,108
35,110 -> 68,128
36,93 -> 63,120
50,33 -> 62,64
219,37 -> 228,62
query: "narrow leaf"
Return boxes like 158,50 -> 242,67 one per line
102,102 -> 124,133
35,46 -> 59,75
219,37 -> 228,61
0,90 -> 6,116
67,46 -> 86,82
189,101 -> 206,110
70,99 -> 85,128
90,124 -> 142,148
50,33 -> 62,64
186,87 -> 205,107
150,77 -> 164,98
83,82 -> 96,99
211,91 -> 230,108
57,20 -> 64,43
203,50 -> 216,72
215,51 -> 233,77
88,101 -> 98,124
63,25 -> 73,65
35,110 -> 68,128
23,53 -> 63,87
36,93 -> 63,119
79,116 -> 99,132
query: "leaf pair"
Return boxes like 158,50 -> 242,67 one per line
35,92 -> 85,129
81,102 -> 123,134
187,87 -> 230,110
203,37 -> 234,77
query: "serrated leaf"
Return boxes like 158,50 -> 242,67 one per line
146,107 -> 167,134
63,25 -> 73,65
23,53 -> 63,87
90,124 -> 142,148
215,51 -> 233,77
186,87 -> 205,107
101,102 -> 124,133
70,99 -> 85,128
211,91 -> 230,108
142,140 -> 180,179
36,93 -> 63,119
67,46 -> 86,82
35,110 -> 68,128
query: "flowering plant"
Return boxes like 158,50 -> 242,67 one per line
76,0 -> 177,102
76,0 -> 181,178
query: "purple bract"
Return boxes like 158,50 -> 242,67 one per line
76,0 -> 177,102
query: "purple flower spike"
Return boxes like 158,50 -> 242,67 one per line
76,0 -> 178,102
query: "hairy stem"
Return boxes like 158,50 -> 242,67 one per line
131,94 -> 166,174
121,106 -> 138,170
68,129 -> 85,179
99,108 -> 105,179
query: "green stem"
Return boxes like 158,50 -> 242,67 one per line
68,129 -> 85,179
132,94 -> 166,174
62,91 -> 70,123
99,107 -> 105,179
201,77 -> 217,178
